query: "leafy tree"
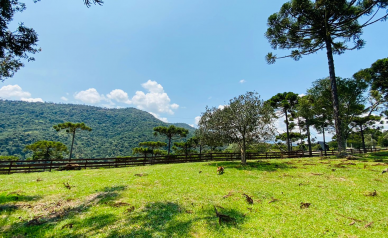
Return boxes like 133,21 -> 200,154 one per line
378,130 -> 388,147
153,125 -> 189,155
53,122 -> 92,161
172,138 -> 198,156
307,77 -> 367,140
0,155 -> 19,161
0,0 -> 103,81
267,92 -> 299,151
354,57 -> 388,113
275,132 -> 306,149
132,147 -> 153,157
350,115 -> 381,152
198,92 -> 275,164
265,0 -> 388,153
24,140 -> 68,160
296,96 -> 315,155
138,141 -> 167,157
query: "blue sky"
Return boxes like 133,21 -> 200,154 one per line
1,0 -> 387,141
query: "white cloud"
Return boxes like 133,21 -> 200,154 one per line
171,103 -> 179,109
149,112 -> 168,123
0,84 -> 44,103
74,88 -> 105,104
107,89 -> 131,104
131,80 -> 179,115
61,96 -> 68,101
21,97 -> 44,103
0,85 -> 31,98
194,116 -> 201,126
218,105 -> 226,110
298,93 -> 306,97
240,79 -> 246,84
189,124 -> 195,127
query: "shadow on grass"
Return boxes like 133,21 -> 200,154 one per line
348,151 -> 388,163
0,194 -> 42,205
1,186 -> 125,237
205,160 -> 295,172
107,202 -> 194,238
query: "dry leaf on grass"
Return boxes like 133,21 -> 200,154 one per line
365,190 -> 377,196
134,173 -> 148,177
223,191 -> 233,199
300,202 -> 311,209
365,222 -> 373,228
242,194 -> 254,204
269,198 -> 278,204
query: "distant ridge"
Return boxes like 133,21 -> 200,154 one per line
0,100 -> 194,159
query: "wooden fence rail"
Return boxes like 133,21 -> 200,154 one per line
0,148 -> 386,175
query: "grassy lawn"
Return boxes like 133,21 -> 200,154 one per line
1,154 -> 388,237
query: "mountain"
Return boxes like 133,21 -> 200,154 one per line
0,100 -> 195,159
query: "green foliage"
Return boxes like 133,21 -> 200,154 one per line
307,77 -> 368,137
267,92 -> 299,151
265,0 -> 388,152
0,100 -> 194,159
53,122 -> 92,160
199,92 -> 276,164
172,138 -> 198,155
132,147 -> 153,157
265,0 -> 387,64
153,125 -> 189,155
354,57 -> 388,102
0,155 -> 19,161
24,140 -> 68,160
0,1 -> 39,81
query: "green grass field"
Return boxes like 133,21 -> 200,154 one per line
1,153 -> 388,237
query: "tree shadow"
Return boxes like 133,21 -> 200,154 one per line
107,201 -> 194,238
205,160 -> 295,172
1,187 -> 124,237
0,194 -> 42,205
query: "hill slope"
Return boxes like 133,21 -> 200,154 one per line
0,100 -> 194,159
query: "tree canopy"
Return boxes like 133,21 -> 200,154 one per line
53,122 -> 92,161
24,140 -> 68,160
265,0 -> 388,153
198,92 -> 275,164
153,125 -> 189,155
267,92 -> 299,151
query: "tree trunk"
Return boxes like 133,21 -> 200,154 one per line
285,109 -> 291,152
241,138 -> 246,164
325,38 -> 345,154
322,127 -> 327,156
360,126 -> 366,153
69,130 -> 76,162
307,121 -> 312,156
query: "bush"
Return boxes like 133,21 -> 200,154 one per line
0,155 -> 19,161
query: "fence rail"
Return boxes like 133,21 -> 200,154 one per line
1,148 -> 386,175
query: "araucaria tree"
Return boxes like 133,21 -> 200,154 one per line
198,92 -> 276,164
267,92 -> 299,151
350,115 -> 381,152
53,122 -> 92,161
153,125 -> 189,155
24,141 -> 68,160
265,0 -> 388,153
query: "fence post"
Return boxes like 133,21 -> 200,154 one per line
49,160 -> 53,172
85,159 -> 88,170
8,161 -> 13,175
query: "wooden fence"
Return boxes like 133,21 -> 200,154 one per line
0,148 -> 385,175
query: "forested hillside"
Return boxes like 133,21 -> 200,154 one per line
0,100 -> 194,159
